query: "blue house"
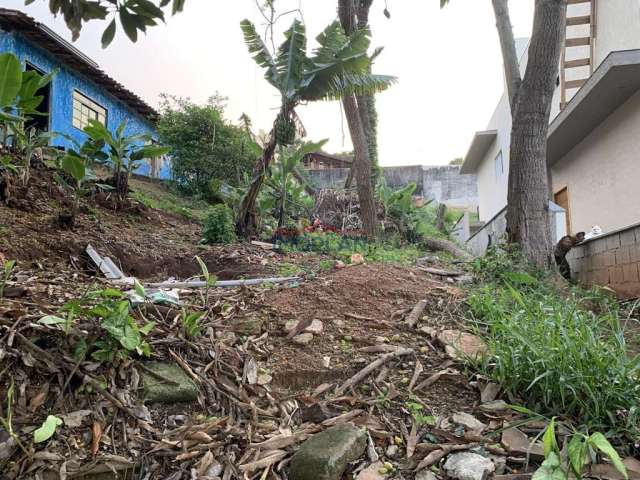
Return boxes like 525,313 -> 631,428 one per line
0,8 -> 170,179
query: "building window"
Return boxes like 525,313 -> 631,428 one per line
494,151 -> 504,179
72,90 -> 106,130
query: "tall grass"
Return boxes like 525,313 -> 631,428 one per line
469,248 -> 640,436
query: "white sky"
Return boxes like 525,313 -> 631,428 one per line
4,0 -> 534,166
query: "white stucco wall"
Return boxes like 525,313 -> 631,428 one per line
594,0 -> 640,67
551,90 -> 640,234
471,4 -> 640,223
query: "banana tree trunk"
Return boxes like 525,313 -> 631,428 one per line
236,111 -> 282,237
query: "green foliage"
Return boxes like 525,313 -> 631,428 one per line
203,205 -> 237,245
468,248 -> 640,434
405,400 -> 436,426
532,420 -> 628,480
282,231 -> 422,265
180,310 -> 204,339
377,179 -> 456,242
0,53 -> 22,110
28,0 -> 186,46
33,415 -> 63,443
264,141 -> 325,228
0,259 -> 16,298
157,95 -> 260,196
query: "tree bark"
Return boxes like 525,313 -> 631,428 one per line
492,0 -> 522,113
236,110 -> 282,237
343,94 -> 377,237
497,0 -> 566,267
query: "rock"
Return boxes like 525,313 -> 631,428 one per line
452,412 -> 487,432
455,275 -> 474,284
501,428 -> 544,457
285,319 -> 324,335
416,471 -> 438,480
322,356 -> 331,368
480,400 -> 509,412
443,452 -> 495,480
0,428 -> 17,461
480,383 -> 501,403
293,333 -> 314,346
257,373 -> 272,385
288,424 -> 367,480
356,462 -> 386,480
335,260 -> 346,269
437,330 -> 487,360
141,362 -> 198,404
385,444 -> 399,457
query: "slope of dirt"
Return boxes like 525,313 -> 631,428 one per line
0,166 -> 507,480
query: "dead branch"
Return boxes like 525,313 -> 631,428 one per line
335,348 -> 413,395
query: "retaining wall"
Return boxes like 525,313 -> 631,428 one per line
567,222 -> 640,299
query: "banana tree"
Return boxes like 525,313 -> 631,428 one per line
265,140 -> 327,229
236,19 -> 395,236
82,119 -> 169,200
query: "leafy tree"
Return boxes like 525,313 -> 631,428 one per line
25,0 -> 186,47
236,18 -> 395,237
442,0 -> 565,267
449,157 -> 463,166
156,95 -> 260,197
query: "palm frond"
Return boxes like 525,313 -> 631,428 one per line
276,19 -> 308,99
240,19 -> 279,89
313,21 -> 348,63
310,73 -> 397,101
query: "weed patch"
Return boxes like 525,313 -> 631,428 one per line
468,248 -> 640,436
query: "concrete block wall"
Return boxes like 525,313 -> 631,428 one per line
306,165 -> 479,211
568,222 -> 640,298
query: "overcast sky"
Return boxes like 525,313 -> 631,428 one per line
5,0 -> 534,166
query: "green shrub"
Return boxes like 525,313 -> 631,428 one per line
203,205 -> 236,244
468,248 -> 640,435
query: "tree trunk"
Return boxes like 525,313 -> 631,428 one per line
343,94 -> 377,237
492,0 -> 522,112
236,112 -> 281,237
503,0 -> 567,267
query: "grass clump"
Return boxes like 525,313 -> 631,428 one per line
468,247 -> 640,436
203,204 -> 236,245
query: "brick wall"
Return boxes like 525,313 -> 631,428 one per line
568,223 -> 640,299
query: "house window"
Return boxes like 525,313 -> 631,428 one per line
494,151 -> 504,179
72,90 -> 106,129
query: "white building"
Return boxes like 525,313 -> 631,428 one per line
461,0 -> 640,234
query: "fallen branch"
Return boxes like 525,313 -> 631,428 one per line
415,443 -> 477,471
422,237 -> 471,260
335,348 -> 413,395
405,299 -> 428,328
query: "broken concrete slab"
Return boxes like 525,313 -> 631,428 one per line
293,332 -> 314,346
437,330 -> 487,360
288,424 -> 367,480
501,428 -> 544,457
443,452 -> 496,480
141,362 -> 198,404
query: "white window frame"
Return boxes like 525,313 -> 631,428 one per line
72,90 -> 107,130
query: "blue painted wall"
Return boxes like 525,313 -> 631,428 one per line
0,29 -> 171,179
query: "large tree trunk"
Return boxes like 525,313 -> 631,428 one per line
236,112 -> 281,237
493,0 -> 566,268
343,94 -> 378,237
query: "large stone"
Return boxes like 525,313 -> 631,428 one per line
288,424 -> 367,480
141,362 -> 198,404
285,319 -> 324,335
293,332 -> 314,346
443,452 -> 495,480
437,330 -> 487,360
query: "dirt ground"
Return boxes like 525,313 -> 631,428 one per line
0,170 -> 532,480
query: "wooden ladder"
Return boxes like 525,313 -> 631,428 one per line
560,0 -> 596,109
